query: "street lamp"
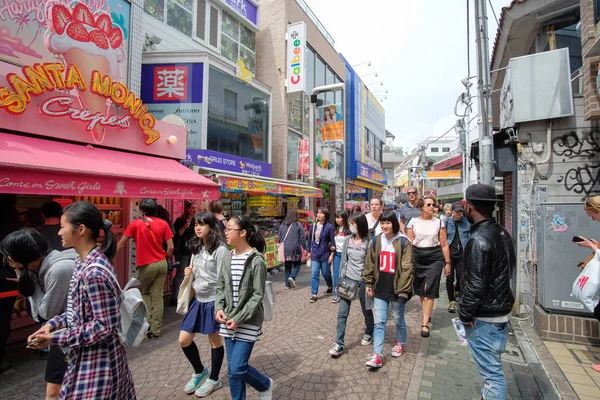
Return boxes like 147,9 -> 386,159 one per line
360,71 -> 378,79
366,81 -> 384,86
309,83 -> 346,212
352,61 -> 371,68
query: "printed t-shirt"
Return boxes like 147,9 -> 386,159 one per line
374,234 -> 399,301
334,227 -> 348,252
124,217 -> 174,266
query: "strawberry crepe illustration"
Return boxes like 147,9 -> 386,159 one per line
44,1 -> 126,143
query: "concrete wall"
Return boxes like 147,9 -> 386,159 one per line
255,0 -> 345,179
580,0 -> 600,120
255,0 -> 287,179
515,97 -> 600,344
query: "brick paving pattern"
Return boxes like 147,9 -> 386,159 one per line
408,291 -> 525,400
543,341 -> 600,399
0,268 -> 425,399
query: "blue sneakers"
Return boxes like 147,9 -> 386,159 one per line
184,368 -> 209,394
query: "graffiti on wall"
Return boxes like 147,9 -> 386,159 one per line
551,131 -> 600,196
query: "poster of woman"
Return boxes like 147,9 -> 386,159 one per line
317,104 -> 344,143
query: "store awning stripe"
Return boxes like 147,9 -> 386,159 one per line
353,179 -> 385,191
0,132 -> 220,200
217,173 -> 322,197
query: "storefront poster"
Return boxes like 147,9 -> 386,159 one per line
0,0 -> 131,82
224,0 -> 258,26
422,170 -> 461,180
141,63 -> 204,149
264,235 -> 278,269
316,143 -> 341,184
317,103 -> 344,143
298,139 -> 309,175
220,176 -> 321,197
0,169 -> 219,199
189,149 -> 272,177
356,161 -> 387,185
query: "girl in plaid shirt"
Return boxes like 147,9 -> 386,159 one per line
27,202 -> 136,399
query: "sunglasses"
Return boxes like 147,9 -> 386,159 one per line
408,191 -> 417,195
425,203 -> 435,207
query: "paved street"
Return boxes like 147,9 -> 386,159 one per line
0,266 -> 559,399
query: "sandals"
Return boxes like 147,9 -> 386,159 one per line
421,325 -> 430,337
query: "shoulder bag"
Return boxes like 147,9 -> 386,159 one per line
277,223 -> 294,263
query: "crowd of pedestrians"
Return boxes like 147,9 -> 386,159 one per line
0,184 -> 523,399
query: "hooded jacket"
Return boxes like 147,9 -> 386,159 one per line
363,232 -> 414,301
30,249 -> 77,321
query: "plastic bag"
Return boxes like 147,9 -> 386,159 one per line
176,275 -> 194,315
571,251 -> 600,312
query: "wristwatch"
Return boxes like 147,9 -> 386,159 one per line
445,261 -> 451,265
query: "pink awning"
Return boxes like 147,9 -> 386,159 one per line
0,132 -> 220,200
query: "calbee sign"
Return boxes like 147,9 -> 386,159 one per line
286,22 -> 306,94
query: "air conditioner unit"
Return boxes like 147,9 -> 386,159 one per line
384,145 -> 391,151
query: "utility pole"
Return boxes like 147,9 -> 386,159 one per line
475,0 -> 495,185
456,118 -> 468,196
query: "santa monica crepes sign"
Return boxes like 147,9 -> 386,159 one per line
0,63 -> 160,144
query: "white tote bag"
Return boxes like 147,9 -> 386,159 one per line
176,255 -> 195,315
571,250 -> 600,312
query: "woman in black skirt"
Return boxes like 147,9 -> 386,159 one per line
406,196 -> 451,337
179,212 -> 228,397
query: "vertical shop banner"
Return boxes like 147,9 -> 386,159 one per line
286,22 -> 306,93
0,0 -> 131,82
298,139 -> 309,175
141,63 -> 204,149
316,143 -> 341,184
317,103 -> 344,143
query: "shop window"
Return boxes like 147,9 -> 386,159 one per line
595,0 -> 600,24
195,0 -> 206,41
334,75 -> 341,104
316,56 -> 326,103
306,47 -> 316,94
167,0 -> 193,36
144,0 -> 165,22
287,132 -> 301,176
375,139 -> 382,162
540,9 -> 581,73
207,67 -> 270,162
224,89 -> 238,121
288,92 -> 303,131
442,147 -> 450,152
221,11 -> 256,74
325,67 -> 334,105
209,5 -> 219,48
431,147 -> 439,153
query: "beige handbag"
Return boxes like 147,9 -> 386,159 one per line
176,254 -> 196,315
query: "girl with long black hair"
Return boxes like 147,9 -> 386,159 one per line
332,211 -> 351,303
179,212 -> 228,397
278,209 -> 306,289
26,202 -> 136,399
328,212 -> 370,357
3,229 -> 76,400
216,215 -> 273,400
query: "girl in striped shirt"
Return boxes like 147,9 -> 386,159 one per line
215,216 -> 273,400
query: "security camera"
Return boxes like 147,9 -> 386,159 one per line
461,77 -> 473,90
146,33 -> 162,45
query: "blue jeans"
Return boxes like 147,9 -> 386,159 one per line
373,297 -> 407,356
333,252 -> 342,296
311,259 -> 333,295
335,297 -> 353,346
465,320 -> 508,400
225,338 -> 270,400
284,261 -> 301,288
359,282 -> 374,338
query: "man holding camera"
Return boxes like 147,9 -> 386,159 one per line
117,198 -> 174,339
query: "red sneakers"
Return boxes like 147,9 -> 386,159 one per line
365,353 -> 383,368
391,342 -> 405,358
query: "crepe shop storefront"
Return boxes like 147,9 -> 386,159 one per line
0,8 -> 220,340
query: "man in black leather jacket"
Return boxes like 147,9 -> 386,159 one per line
459,184 -> 516,400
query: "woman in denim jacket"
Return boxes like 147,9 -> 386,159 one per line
444,201 -> 471,313
306,208 -> 336,303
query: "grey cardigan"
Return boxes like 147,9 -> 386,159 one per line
340,237 -> 368,282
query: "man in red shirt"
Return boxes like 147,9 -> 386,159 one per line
117,198 -> 174,338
